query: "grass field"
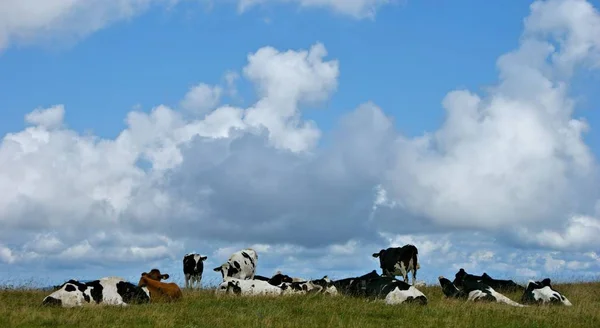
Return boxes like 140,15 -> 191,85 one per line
1,282 -> 599,328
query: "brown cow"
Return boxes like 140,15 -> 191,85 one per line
138,271 -> 182,302
145,268 -> 170,282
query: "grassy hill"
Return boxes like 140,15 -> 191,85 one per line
1,282 -> 599,328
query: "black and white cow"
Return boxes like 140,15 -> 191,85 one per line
282,276 -> 339,296
365,276 -> 428,305
453,268 -> 524,293
372,244 -> 420,285
520,278 -> 572,306
438,276 -> 524,307
216,277 -> 283,296
42,277 -> 150,307
333,271 -> 426,305
183,253 -> 207,289
333,270 -> 381,296
213,248 -> 258,280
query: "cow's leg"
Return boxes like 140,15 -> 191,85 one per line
184,274 -> 190,289
400,262 -> 408,284
196,276 -> 202,289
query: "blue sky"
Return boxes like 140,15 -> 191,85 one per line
1,0 -> 600,288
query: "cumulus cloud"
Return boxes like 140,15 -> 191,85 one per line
0,0 -> 177,52
180,83 -> 223,116
24,105 -> 65,129
237,0 -> 391,19
0,0 -> 392,52
1,0 -> 600,285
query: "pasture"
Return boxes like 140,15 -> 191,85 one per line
2,281 -> 599,328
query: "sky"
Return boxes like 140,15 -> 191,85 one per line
1,0 -> 600,288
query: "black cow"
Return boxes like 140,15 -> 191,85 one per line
183,253 -> 207,289
453,268 -> 524,293
333,271 -> 427,305
372,244 -> 420,285
438,276 -> 524,307
332,270 -> 381,296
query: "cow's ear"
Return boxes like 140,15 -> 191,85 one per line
201,256 -> 207,261
141,272 -> 147,276
213,267 -> 221,272
162,274 -> 170,280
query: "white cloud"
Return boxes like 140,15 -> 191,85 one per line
180,83 -> 223,116
24,105 -> 65,129
0,0 -> 176,52
0,0 -> 393,52
1,0 -> 600,285
380,0 -> 600,233
237,0 -> 391,19
518,215 -> 600,251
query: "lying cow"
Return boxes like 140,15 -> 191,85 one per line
255,271 -> 307,285
213,248 -> 258,280
438,276 -> 524,307
138,271 -> 182,302
183,253 -> 207,289
520,278 -> 572,306
453,268 -> 524,293
283,276 -> 338,296
42,277 -> 150,307
216,277 -> 284,296
333,270 -> 381,296
365,276 -> 428,305
333,271 -> 426,305
372,244 -> 420,285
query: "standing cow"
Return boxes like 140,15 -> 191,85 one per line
372,244 -> 420,285
213,248 -> 258,281
183,253 -> 207,289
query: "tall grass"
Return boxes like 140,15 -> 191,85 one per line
1,282 -> 599,328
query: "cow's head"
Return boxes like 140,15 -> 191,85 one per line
213,261 -> 241,279
269,271 -> 293,285
438,276 -> 463,298
213,262 -> 239,279
372,250 -> 385,258
144,269 -> 170,281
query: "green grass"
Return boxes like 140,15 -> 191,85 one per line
1,282 -> 599,328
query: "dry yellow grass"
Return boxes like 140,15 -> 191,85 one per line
1,282 -> 599,328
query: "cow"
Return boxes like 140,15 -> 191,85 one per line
453,268 -> 524,293
282,276 -> 338,296
520,278 -> 572,306
332,271 -> 426,304
145,268 -> 170,282
332,270 -> 381,296
216,277 -> 285,296
138,271 -> 183,302
254,271 -> 294,286
438,276 -> 524,307
255,271 -> 308,286
213,248 -> 258,281
42,277 -> 150,307
372,244 -> 420,285
183,253 -> 207,289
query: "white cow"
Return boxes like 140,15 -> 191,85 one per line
216,277 -> 283,296
213,248 -> 258,281
521,278 -> 572,306
42,277 -> 150,308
